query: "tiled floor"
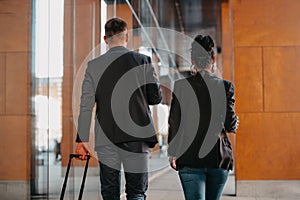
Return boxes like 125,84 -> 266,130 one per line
34,152 -> 299,200
146,169 -> 300,200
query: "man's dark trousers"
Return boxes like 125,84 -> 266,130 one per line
97,142 -> 149,200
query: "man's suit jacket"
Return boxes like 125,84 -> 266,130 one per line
77,46 -> 162,148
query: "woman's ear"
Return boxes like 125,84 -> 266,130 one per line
212,56 -> 216,64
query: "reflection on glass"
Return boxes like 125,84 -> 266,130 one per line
31,0 -> 64,197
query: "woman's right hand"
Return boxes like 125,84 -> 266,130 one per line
169,156 -> 177,170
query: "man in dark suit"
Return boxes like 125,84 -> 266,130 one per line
75,18 -> 162,200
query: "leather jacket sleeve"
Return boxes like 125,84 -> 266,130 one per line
167,81 -> 181,156
224,81 -> 239,133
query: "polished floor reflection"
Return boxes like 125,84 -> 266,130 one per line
34,151 -> 237,199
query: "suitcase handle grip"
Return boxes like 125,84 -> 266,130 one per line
70,153 -> 91,159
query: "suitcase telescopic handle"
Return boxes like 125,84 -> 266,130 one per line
60,154 -> 91,200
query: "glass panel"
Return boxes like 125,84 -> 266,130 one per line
31,0 -> 64,197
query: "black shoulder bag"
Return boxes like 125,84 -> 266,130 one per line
218,131 -> 233,171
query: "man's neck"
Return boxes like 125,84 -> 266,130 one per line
108,43 -> 127,49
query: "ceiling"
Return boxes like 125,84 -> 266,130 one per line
105,0 -> 223,34
105,0 -> 224,66
178,0 -> 222,33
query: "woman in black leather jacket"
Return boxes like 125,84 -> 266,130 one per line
168,35 -> 239,200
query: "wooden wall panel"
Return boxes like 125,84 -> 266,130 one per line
233,0 -> 300,180
221,2 -> 234,82
63,3 -> 75,68
61,116 -> 74,166
0,1 -> 31,52
0,0 -> 31,183
236,113 -> 300,180
75,4 -> 95,71
0,54 -> 5,114
62,67 -> 73,117
234,0 -> 300,47
264,47 -> 300,112
235,47 -> 263,113
0,116 -> 30,180
5,53 -> 30,115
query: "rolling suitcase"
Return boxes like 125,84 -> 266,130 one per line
60,154 -> 91,200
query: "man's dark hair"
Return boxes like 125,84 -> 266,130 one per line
105,18 -> 127,38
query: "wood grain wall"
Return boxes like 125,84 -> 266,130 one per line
229,0 -> 300,180
0,0 -> 31,181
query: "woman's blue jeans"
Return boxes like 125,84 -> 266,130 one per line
178,167 -> 229,200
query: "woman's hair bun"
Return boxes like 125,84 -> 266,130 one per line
191,35 -> 215,69
193,35 -> 214,52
